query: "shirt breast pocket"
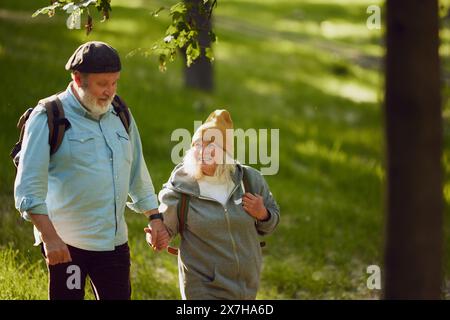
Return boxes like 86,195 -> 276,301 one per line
67,133 -> 97,167
116,130 -> 132,164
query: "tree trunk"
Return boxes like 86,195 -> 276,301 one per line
383,0 -> 443,299
182,0 -> 214,92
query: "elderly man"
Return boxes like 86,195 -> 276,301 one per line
14,41 -> 169,300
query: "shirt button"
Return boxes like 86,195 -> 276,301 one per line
110,158 -> 113,161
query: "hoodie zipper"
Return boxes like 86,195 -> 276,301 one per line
170,183 -> 242,277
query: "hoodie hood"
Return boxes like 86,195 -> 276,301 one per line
164,162 -> 245,197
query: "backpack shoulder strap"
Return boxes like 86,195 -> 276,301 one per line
39,94 -> 71,155
167,192 -> 191,256
10,93 -> 68,166
112,95 -> 131,134
242,166 -> 253,195
10,108 -> 35,164
177,193 -> 190,238
16,108 -> 34,133
242,166 -> 266,248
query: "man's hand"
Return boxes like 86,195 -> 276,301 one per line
242,193 -> 269,221
144,219 -> 170,251
43,237 -> 72,266
29,213 -> 72,265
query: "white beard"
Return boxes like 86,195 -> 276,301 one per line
76,86 -> 114,118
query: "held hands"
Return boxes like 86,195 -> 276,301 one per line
144,219 -> 170,252
242,193 -> 269,221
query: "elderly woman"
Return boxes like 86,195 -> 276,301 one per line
154,109 -> 280,300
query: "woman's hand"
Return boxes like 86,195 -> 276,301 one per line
242,193 -> 269,221
144,220 -> 170,251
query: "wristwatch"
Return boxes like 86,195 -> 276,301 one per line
148,213 -> 164,222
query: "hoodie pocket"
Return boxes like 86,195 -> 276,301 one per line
202,264 -> 217,284
243,256 -> 261,288
203,263 -> 237,288
202,263 -> 241,299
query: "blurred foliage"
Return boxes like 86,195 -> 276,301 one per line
33,0 -> 217,71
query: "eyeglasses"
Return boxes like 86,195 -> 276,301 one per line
192,141 -> 218,152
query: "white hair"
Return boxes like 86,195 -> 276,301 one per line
71,72 -> 89,88
183,147 -> 236,183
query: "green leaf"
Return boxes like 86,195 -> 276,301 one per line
159,54 -> 167,72
177,35 -> 188,48
169,49 -> 176,62
186,41 -> 200,67
165,24 -> 178,36
176,21 -> 189,33
205,47 -> 214,61
150,6 -> 165,17
209,31 -> 217,43
169,2 -> 187,15
188,30 -> 198,38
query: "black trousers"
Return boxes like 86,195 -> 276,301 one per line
40,242 -> 131,300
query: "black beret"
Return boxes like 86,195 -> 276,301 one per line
65,41 -> 121,73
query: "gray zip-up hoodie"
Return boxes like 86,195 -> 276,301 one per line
158,163 -> 280,300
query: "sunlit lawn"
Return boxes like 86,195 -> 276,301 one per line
0,0 -> 449,299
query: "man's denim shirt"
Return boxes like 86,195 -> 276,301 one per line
14,83 -> 158,251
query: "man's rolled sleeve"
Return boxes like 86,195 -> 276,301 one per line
126,194 -> 158,213
126,111 -> 159,213
17,197 -> 48,221
14,108 -> 50,221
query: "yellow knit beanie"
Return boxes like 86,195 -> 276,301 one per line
192,109 -> 234,154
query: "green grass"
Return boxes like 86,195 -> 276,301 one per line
0,0 -> 449,299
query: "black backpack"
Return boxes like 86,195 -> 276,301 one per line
166,167 -> 266,255
10,93 -> 131,168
